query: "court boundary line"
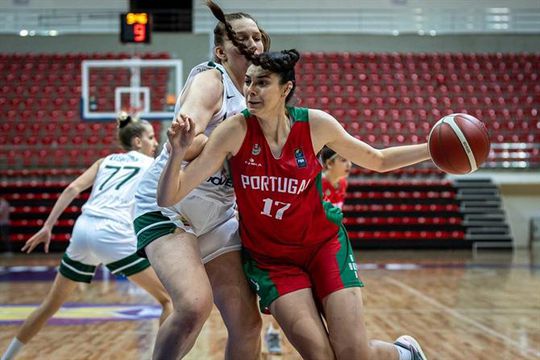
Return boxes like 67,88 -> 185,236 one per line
385,277 -> 540,358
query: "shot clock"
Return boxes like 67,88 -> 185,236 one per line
120,12 -> 152,44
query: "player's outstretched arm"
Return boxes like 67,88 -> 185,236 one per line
21,159 -> 102,253
310,109 -> 431,172
157,114 -> 244,207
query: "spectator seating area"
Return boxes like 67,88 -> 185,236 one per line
1,51 -> 534,250
0,177 -> 511,250
0,52 -> 168,170
1,181 -> 88,249
296,52 -> 540,172
343,178 -> 511,248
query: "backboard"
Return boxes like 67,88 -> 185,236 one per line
81,58 -> 182,120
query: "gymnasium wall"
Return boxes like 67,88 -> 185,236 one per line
499,183 -> 540,248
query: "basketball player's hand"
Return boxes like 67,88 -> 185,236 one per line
21,226 -> 52,254
168,113 -> 195,154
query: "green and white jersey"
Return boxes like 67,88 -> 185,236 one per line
134,61 -> 242,236
82,151 -> 153,225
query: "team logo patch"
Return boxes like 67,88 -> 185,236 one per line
252,143 -> 261,156
294,148 -> 307,168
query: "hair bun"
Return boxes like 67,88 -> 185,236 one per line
117,111 -> 134,129
281,49 -> 300,69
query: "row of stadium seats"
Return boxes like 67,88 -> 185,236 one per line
0,51 -> 170,62
295,51 -> 539,169
344,180 -> 467,247
300,51 -> 540,63
1,179 -> 468,248
0,51 -> 539,170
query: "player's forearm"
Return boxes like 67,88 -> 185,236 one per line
183,134 -> 208,161
43,185 -> 80,228
157,150 -> 185,207
378,143 -> 430,172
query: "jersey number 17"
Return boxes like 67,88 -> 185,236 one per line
260,198 -> 291,220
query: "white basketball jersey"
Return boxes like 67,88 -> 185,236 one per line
135,62 -> 244,235
83,151 -> 153,224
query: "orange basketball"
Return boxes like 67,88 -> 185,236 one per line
428,113 -> 491,174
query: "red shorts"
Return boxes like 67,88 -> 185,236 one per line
242,224 -> 363,313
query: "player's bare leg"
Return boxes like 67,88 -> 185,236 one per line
323,287 -> 398,360
17,273 -> 78,343
146,231 -> 214,360
128,266 -> 173,325
270,288 -> 335,360
206,251 -> 262,360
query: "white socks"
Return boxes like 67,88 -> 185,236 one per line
1,338 -> 24,360
395,344 -> 413,360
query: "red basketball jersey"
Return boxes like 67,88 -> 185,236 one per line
322,177 -> 348,209
229,107 -> 339,259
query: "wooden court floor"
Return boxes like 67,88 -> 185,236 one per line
1,248 -> 539,360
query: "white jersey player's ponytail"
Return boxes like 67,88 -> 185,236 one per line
116,112 -> 152,151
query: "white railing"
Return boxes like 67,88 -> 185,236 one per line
0,9 -> 118,34
0,5 -> 539,35
194,5 -> 540,35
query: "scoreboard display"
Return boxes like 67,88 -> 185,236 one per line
120,12 -> 152,44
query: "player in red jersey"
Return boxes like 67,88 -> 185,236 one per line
321,147 -> 352,209
157,50 -> 429,360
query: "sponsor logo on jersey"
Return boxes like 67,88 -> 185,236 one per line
206,173 -> 233,187
244,158 -> 262,167
252,143 -> 261,156
294,148 -> 307,168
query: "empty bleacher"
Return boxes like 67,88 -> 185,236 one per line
342,178 -> 511,249
2,51 -> 536,250
296,51 -> 540,171
0,52 -> 169,170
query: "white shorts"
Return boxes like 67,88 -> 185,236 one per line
198,215 -> 241,263
135,210 -> 241,264
60,214 -> 150,283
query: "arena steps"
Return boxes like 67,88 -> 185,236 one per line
453,178 -> 514,246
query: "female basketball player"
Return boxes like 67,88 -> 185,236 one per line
132,1 -> 269,359
321,147 -> 352,209
158,49 -> 430,360
1,113 -> 172,360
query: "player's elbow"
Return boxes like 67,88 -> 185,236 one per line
367,151 -> 389,173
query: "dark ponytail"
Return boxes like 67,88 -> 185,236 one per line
206,0 -> 270,62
